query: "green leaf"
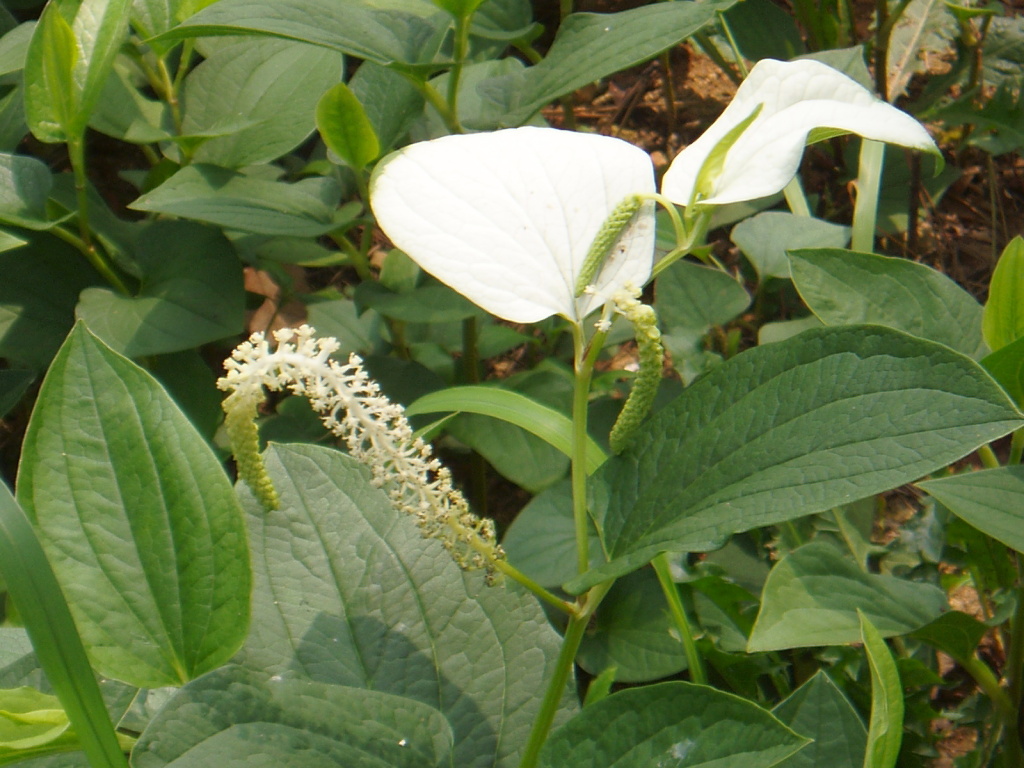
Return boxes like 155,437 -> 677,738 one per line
909,611 -> 988,663
577,568 -> 689,683
981,334 -> 1024,404
75,221 -> 243,357
355,280 -> 480,323
24,0 -> 132,142
23,4 -> 77,142
655,259 -> 750,331
316,82 -> 379,170
860,613 -> 904,768
747,541 -> 946,652
0,232 -> 102,371
0,686 -> 71,750
477,0 -> 735,125
771,671 -> 867,768
183,37 -> 343,167
431,0 -> 486,17
983,236 -> 1024,351
537,681 -> 808,767
790,248 -> 987,359
348,62 -> 424,153
232,443 -> 575,767
566,326 -> 1022,593
0,484 -> 128,768
131,666 -> 452,768
16,325 -> 251,688
0,369 -> 33,419
918,466 -> 1024,554
730,212 -> 850,281
722,0 -> 804,61
0,152 -> 53,229
406,385 -> 607,475
129,164 -> 344,236
154,0 -> 448,68
502,481 -> 604,588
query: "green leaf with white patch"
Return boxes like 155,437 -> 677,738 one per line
565,326 -> 1022,593
747,541 -> 946,652
537,682 -> 808,767
16,325 -> 251,688
790,248 -> 987,359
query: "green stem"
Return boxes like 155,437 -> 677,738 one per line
494,560 -> 578,616
691,31 -> 742,85
560,0 -> 572,21
67,136 -> 130,295
329,232 -> 374,281
652,553 -> 707,684
1010,428 -> 1024,465
411,77 -> 463,134
717,10 -> 748,78
447,13 -> 472,125
519,581 -> 613,768
850,139 -> 885,254
959,654 -> 1015,723
461,315 -> 488,515
978,443 -> 1001,470
1004,555 -> 1024,766
571,325 -> 606,575
659,50 -> 676,137
783,176 -> 812,217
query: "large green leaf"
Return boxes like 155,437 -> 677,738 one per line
129,165 -> 344,236
477,0 -> 735,125
655,258 -> 750,331
790,248 -> 987,359
232,443 -> 574,767
983,236 -> 1024,351
24,0 -> 132,142
771,671 -> 866,768
566,326 -> 1022,593
918,466 -> 1024,554
75,221 -> 243,357
154,0 -> 448,68
131,666 -> 452,768
981,334 -> 1024,405
16,325 -> 251,688
537,682 -> 808,767
747,541 -> 946,652
182,37 -> 343,167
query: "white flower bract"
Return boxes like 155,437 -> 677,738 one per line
661,58 -> 938,207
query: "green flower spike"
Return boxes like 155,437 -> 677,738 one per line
608,286 -> 664,454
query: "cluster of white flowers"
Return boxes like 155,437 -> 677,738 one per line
218,325 -> 505,577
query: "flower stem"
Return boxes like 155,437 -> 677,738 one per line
652,553 -> 707,684
851,139 -> 885,254
519,581 -> 613,768
447,12 -> 472,123
494,560 -> 578,616
571,325 -> 606,574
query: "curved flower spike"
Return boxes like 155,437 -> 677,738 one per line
661,58 -> 938,208
370,126 -> 656,325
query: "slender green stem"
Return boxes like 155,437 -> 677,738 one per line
560,0 -> 572,21
329,232 -> 374,281
652,554 -> 707,684
978,443 -> 1001,470
519,581 -> 613,768
1003,554 -> 1024,767
67,137 -> 130,295
850,139 -> 885,254
651,208 -> 712,278
783,176 -> 812,217
461,315 -> 488,514
717,11 -> 748,78
958,654 -> 1015,723
156,56 -> 183,134
659,50 -> 676,137
691,31 -> 742,85
447,13 -> 472,125
410,77 -> 463,134
494,560 -> 578,616
571,325 -> 606,575
1010,429 -> 1024,465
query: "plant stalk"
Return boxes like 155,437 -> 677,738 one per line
850,139 -> 885,254
652,553 -> 707,684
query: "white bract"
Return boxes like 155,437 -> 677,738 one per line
661,58 -> 938,208
369,126 -> 656,325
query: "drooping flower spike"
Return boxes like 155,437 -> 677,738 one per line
370,126 -> 657,326
661,58 -> 939,208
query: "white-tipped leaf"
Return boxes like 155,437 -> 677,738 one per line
661,58 -> 938,207
370,126 -> 656,324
